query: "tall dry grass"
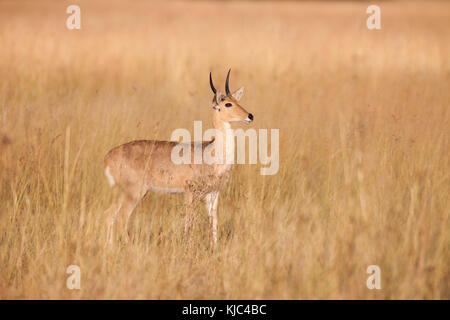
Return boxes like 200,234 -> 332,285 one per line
0,0 -> 448,299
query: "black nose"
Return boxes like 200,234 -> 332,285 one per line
248,113 -> 254,121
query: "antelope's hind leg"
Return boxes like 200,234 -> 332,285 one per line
104,194 -> 124,246
105,186 -> 146,245
115,191 -> 146,243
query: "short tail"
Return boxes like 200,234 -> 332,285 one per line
104,166 -> 116,187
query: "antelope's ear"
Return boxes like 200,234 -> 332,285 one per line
214,90 -> 225,105
232,87 -> 244,101
212,90 -> 224,110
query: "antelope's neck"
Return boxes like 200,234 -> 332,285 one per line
212,117 -> 234,173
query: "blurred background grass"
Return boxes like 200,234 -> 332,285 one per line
0,0 -> 448,299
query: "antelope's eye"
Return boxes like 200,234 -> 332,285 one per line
225,103 -> 232,107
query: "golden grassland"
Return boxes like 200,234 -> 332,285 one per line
0,0 -> 449,299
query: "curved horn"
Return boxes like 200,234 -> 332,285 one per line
209,72 -> 217,94
225,69 -> 231,96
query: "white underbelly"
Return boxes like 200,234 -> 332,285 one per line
149,183 -> 185,194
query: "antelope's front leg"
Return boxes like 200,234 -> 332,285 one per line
207,192 -> 220,246
184,192 -> 195,234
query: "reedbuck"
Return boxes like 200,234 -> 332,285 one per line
103,70 -> 253,245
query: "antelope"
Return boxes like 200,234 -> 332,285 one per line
103,70 -> 253,245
